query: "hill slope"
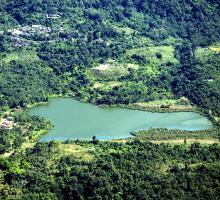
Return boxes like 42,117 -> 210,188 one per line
0,1 -> 220,199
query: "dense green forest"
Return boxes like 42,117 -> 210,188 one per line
0,140 -> 220,199
0,0 -> 220,199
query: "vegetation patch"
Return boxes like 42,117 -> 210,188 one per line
1,141 -> 220,199
132,97 -> 194,111
133,128 -> 220,141
0,0 -> 220,198
93,81 -> 122,91
152,139 -> 219,145
2,51 -> 40,64
59,143 -> 94,161
91,61 -> 139,79
209,47 -> 220,52
126,45 -> 178,65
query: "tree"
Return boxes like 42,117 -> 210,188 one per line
92,136 -> 98,144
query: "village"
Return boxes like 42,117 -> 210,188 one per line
8,24 -> 52,38
0,106 -> 23,130
0,116 -> 16,130
7,14 -> 61,39
5,14 -> 61,47
6,24 -> 53,47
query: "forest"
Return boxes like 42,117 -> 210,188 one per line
0,0 -> 220,199
0,140 -> 220,199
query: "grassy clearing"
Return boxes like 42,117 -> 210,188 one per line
59,143 -> 94,161
158,161 -> 220,175
139,65 -> 160,77
196,47 -> 215,60
209,47 -> 220,52
20,142 -> 35,150
159,36 -> 182,46
93,81 -> 122,91
109,139 -> 131,143
196,42 -> 220,61
0,151 -> 15,158
151,139 -> 219,145
113,25 -> 135,35
132,97 -> 194,111
209,41 -> 220,52
90,61 -> 139,79
19,142 -> 35,151
89,45 -> 177,82
137,36 -> 154,46
91,63 -> 128,78
29,129 -> 49,141
126,45 -> 178,65
3,51 -> 40,64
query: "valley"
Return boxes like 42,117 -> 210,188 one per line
0,0 -> 220,199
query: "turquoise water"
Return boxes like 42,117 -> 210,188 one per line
29,97 -> 213,141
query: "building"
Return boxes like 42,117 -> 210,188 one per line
46,14 -> 61,19
7,117 -> 13,121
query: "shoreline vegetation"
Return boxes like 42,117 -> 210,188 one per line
26,94 -> 199,114
0,0 -> 219,198
27,94 -> 219,123
1,94 -> 218,153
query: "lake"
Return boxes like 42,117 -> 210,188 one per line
29,97 -> 213,141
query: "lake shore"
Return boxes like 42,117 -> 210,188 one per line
27,94 -> 219,128
29,97 -> 214,142
27,94 -> 200,114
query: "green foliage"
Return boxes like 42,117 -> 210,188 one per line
0,113 -> 52,154
0,51 -> 64,107
0,141 -> 220,199
0,1 -> 219,198
133,128 -> 220,141
172,43 -> 220,116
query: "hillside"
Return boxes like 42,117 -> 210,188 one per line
0,0 -> 220,199
0,0 -> 219,115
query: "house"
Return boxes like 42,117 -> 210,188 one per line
1,120 -> 10,129
0,117 -> 14,129
8,25 -> 52,39
1,123 -> 9,129
15,40 -> 28,47
2,121 -> 9,125
32,25 -> 42,29
46,14 -> 61,19
7,117 -> 13,121
9,29 -> 23,36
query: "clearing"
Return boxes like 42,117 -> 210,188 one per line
59,143 -> 95,161
132,98 -> 194,111
91,61 -> 139,79
126,45 -> 178,65
152,139 -> 219,145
